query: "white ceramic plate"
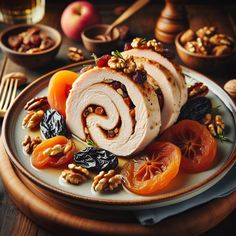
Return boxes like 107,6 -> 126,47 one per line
2,61 -> 236,210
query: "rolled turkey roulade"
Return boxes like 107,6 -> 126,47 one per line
66,67 -> 161,156
122,48 -> 188,107
126,56 -> 182,132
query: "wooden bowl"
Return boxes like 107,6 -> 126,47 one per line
0,24 -> 62,68
81,24 -> 120,55
175,32 -> 236,72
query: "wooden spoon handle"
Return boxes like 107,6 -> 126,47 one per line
105,0 -> 150,35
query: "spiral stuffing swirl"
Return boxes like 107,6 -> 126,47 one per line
66,67 -> 161,156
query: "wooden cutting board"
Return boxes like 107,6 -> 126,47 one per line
0,138 -> 235,236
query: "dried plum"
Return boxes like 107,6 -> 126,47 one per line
178,97 -> 212,121
74,147 -> 118,172
40,108 -> 70,139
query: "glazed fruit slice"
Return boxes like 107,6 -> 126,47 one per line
32,136 -> 76,169
121,142 -> 181,195
160,119 -> 217,173
48,70 -> 78,117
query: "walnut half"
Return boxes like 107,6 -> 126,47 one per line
62,163 -> 90,185
22,135 -> 42,154
24,96 -> 49,111
92,170 -> 122,192
22,110 -> 44,129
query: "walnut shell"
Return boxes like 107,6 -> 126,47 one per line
224,79 -> 236,98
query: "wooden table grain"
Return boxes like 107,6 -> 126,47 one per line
0,1 -> 236,235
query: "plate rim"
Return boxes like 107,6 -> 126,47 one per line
2,61 -> 236,207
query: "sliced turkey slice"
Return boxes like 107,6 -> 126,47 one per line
66,67 -> 161,157
122,48 -> 187,106
128,57 -> 181,132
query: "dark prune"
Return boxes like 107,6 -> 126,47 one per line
40,108 -> 70,139
178,97 -> 212,121
74,147 -> 118,172
132,70 -> 147,84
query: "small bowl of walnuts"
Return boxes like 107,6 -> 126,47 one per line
175,26 -> 235,72
0,24 -> 62,68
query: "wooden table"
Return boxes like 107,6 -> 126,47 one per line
0,1 -> 235,235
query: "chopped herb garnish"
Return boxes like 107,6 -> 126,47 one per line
91,53 -> 98,61
86,139 -> 96,146
215,133 -> 233,143
140,38 -> 146,44
111,50 -> 125,61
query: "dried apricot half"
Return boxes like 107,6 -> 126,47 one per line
160,119 -> 217,173
32,136 -> 76,169
48,70 -> 78,117
121,142 -> 181,195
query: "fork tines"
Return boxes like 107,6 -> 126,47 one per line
0,78 -> 18,117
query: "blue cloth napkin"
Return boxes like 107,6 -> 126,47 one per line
136,164 -> 236,225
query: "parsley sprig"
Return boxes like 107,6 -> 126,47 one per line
91,53 -> 98,61
216,133 -> 233,143
139,38 -> 147,44
111,50 -> 125,61
86,139 -> 96,146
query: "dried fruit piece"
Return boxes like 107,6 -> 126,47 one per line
32,136 -> 76,169
160,120 -> 217,173
96,54 -> 111,67
95,106 -> 105,115
48,70 -> 78,117
132,69 -> 147,84
73,147 -> 118,172
178,97 -> 212,121
122,142 -> 181,195
124,42 -> 132,51
40,108 -> 71,139
107,130 -> 116,138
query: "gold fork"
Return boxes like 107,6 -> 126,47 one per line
0,76 -> 18,117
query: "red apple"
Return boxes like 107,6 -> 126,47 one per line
61,1 -> 101,41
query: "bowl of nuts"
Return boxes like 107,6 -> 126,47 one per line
175,26 -> 235,72
0,24 -> 62,68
